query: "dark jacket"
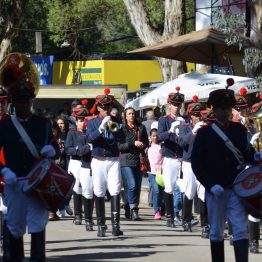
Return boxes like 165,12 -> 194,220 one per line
118,124 -> 149,167
191,121 -> 256,192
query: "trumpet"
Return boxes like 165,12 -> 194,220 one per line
108,120 -> 119,132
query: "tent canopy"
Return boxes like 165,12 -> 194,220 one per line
125,72 -> 260,110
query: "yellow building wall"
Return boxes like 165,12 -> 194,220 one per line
103,60 -> 162,91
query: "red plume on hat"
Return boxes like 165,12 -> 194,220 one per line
90,102 -> 97,115
239,87 -> 247,95
175,86 -> 180,92
81,99 -> 88,106
104,88 -> 110,95
192,95 -> 198,102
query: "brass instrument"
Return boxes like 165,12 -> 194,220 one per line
0,53 -> 40,97
248,110 -> 262,150
108,120 -> 119,132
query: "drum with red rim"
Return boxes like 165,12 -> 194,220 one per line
233,165 -> 262,219
23,158 -> 75,211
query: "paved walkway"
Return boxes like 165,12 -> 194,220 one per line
23,203 -> 261,262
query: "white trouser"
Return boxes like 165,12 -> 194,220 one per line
206,189 -> 248,241
0,195 -> 7,214
4,182 -> 48,238
80,167 -> 93,199
68,159 -> 82,194
91,157 -> 121,197
182,161 -> 205,201
162,157 -> 181,194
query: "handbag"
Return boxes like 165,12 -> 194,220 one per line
137,127 -> 151,173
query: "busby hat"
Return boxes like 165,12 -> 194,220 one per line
186,95 -> 205,116
207,78 -> 236,109
200,109 -> 216,121
0,53 -> 40,101
234,87 -> 248,110
72,99 -> 89,118
90,88 -> 114,114
167,86 -> 184,105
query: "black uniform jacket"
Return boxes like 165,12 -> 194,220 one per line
191,121 -> 256,192
0,114 -> 56,177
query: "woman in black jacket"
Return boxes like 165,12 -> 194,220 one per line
118,107 -> 149,220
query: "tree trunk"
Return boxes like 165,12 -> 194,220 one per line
124,0 -> 185,82
0,0 -> 25,61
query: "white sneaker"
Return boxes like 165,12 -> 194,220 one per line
58,209 -> 66,218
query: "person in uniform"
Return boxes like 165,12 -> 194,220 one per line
191,78 -> 261,262
177,96 -> 208,235
65,104 -> 94,230
157,87 -> 185,228
0,53 -> 57,262
86,88 -> 123,237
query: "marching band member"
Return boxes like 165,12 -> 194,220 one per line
86,88 -> 123,237
0,53 -> 57,262
177,96 -> 208,235
191,78 -> 261,262
157,87 -> 184,228
65,104 -> 94,230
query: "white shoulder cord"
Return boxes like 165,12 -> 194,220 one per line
11,115 -> 39,159
211,123 -> 245,169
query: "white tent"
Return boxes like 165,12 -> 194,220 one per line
125,72 -> 260,110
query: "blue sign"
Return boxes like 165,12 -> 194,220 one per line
31,56 -> 54,85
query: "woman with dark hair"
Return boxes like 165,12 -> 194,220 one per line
118,107 -> 149,220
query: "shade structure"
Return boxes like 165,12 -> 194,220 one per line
129,27 -> 248,67
125,72 -> 260,110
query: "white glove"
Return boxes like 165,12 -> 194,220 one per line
99,116 -> 111,133
169,120 -> 180,133
254,151 -> 262,161
210,184 -> 224,198
1,167 -> 17,185
40,145 -> 56,158
250,132 -> 260,145
192,121 -> 205,134
176,116 -> 185,123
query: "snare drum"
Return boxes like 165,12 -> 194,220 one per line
23,158 -> 75,211
233,165 -> 262,219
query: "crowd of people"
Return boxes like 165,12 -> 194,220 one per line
0,53 -> 261,262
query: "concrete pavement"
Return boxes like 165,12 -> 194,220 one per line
22,203 -> 262,262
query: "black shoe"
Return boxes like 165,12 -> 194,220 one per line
112,228 -> 124,236
201,226 -> 210,239
73,215 -> 82,225
85,221 -> 94,231
166,218 -> 175,228
183,222 -> 192,232
131,209 -> 140,221
249,240 -> 259,254
97,225 -> 107,237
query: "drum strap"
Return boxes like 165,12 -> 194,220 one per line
11,115 -> 40,159
211,123 -> 245,170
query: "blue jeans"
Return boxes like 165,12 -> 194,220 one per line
148,174 -> 164,213
174,184 -> 182,217
121,166 -> 143,210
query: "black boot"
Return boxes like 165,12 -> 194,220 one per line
249,220 -> 260,253
2,220 -> 11,262
111,195 -> 123,236
4,226 -> 24,262
164,192 -> 175,228
73,193 -> 82,225
199,200 -> 208,227
30,230 -> 45,262
131,208 -> 140,221
124,203 -> 130,219
95,196 -> 107,237
83,197 -> 94,231
182,195 -> 193,232
233,239 -> 249,262
210,241 -> 224,262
